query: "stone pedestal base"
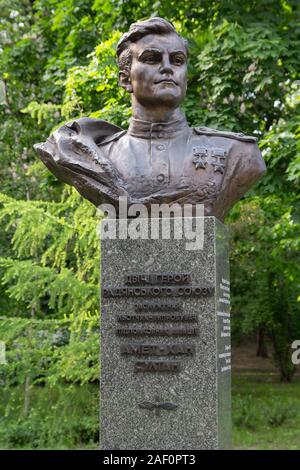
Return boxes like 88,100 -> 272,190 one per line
100,217 -> 231,450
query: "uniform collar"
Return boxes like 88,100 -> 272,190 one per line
128,116 -> 188,139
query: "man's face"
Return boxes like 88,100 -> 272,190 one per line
128,33 -> 187,109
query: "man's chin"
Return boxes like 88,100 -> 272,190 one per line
148,92 -> 183,108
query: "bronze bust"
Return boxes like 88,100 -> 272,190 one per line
35,17 -> 266,221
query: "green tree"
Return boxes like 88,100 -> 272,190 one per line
0,0 -> 300,448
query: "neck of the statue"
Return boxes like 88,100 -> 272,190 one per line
131,99 -> 185,123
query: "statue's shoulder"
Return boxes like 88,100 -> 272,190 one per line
193,126 -> 258,143
34,117 -> 126,165
64,117 -> 126,145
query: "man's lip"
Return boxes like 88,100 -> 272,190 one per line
155,79 -> 178,85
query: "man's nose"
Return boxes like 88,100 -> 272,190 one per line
159,56 -> 173,75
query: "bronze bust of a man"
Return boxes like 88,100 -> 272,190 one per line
35,17 -> 266,221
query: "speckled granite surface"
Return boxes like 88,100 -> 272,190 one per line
100,217 -> 231,450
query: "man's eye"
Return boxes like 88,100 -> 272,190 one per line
173,56 -> 184,65
144,55 -> 158,63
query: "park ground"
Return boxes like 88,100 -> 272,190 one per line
232,339 -> 300,450
0,338 -> 299,450
232,374 -> 300,449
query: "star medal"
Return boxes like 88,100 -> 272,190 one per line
192,147 -> 208,170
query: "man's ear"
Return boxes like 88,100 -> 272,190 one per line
118,71 -> 133,93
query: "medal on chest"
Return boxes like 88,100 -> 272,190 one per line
192,147 -> 227,174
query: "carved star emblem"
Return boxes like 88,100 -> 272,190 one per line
211,149 -> 227,174
193,156 -> 207,170
212,162 -> 225,174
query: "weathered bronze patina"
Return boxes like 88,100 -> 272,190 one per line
35,17 -> 266,221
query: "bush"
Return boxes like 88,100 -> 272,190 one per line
4,420 -> 42,448
0,383 -> 99,449
265,402 -> 297,427
233,394 -> 259,430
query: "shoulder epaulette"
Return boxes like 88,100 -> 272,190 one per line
194,126 -> 258,143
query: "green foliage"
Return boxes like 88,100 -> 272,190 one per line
0,383 -> 99,449
233,392 -> 297,431
233,394 -> 258,430
62,31 -> 131,125
233,375 -> 300,450
228,82 -> 300,377
0,191 -> 100,315
0,0 -> 300,448
265,401 -> 297,427
0,316 -> 99,448
194,20 -> 297,132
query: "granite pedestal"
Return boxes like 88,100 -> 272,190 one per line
100,217 -> 231,450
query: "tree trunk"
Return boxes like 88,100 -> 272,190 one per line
23,375 -> 31,416
23,306 -> 35,416
256,326 -> 268,358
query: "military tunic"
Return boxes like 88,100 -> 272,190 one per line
35,116 -> 266,221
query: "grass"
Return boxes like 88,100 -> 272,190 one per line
232,373 -> 300,450
0,373 -> 299,449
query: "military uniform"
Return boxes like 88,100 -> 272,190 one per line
35,116 -> 266,221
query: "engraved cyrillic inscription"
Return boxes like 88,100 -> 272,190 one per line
126,273 -> 191,285
103,286 -> 214,298
117,313 -> 197,322
218,277 -> 231,373
134,361 -> 181,372
116,327 -> 198,336
120,343 -> 195,356
135,301 -> 182,312
111,271 -> 217,374
219,278 -> 230,306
